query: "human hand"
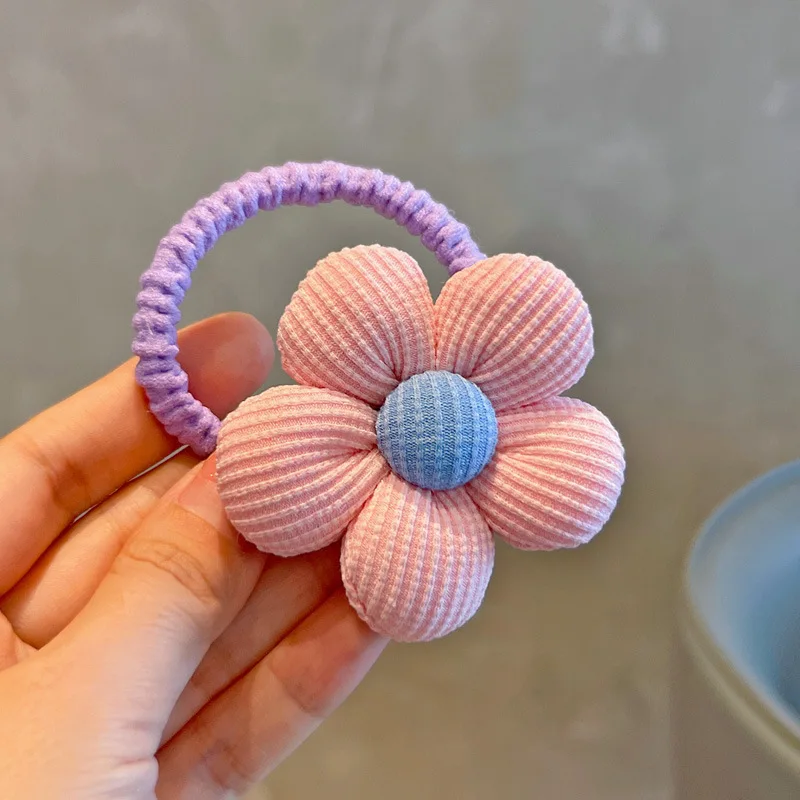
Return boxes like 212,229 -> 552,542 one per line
0,312 -> 387,799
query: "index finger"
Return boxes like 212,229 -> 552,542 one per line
0,312 -> 273,594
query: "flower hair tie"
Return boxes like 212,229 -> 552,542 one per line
132,161 -> 625,643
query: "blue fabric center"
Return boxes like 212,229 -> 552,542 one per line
376,371 -> 498,491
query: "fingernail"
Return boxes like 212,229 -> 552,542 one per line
176,454 -> 236,537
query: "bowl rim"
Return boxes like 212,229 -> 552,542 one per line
679,458 -> 800,766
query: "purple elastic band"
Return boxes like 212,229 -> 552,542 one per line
132,161 -> 485,456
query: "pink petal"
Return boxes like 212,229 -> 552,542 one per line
435,254 -> 593,412
466,397 -> 624,550
217,386 -> 389,556
278,245 -> 435,407
341,473 -> 494,642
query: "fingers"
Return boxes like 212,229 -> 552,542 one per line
1,451 -> 198,647
156,592 -> 388,799
163,544 -> 343,743
0,613 -> 34,670
0,312 -> 273,594
48,456 -> 266,745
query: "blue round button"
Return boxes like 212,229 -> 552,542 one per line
377,371 -> 498,491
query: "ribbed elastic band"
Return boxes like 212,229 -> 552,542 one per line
131,161 -> 485,456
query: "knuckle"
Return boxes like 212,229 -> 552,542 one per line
122,535 -> 224,616
9,431 -> 95,519
207,736 -> 263,797
267,657 -> 328,722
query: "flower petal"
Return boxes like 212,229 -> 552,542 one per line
341,473 -> 494,641
466,397 -> 624,550
435,254 -> 593,411
278,245 -> 435,406
217,385 -> 389,556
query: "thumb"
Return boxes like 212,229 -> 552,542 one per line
50,455 -> 265,737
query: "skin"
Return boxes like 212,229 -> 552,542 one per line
0,312 -> 387,799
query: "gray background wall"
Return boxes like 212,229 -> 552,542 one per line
3,2 -> 800,798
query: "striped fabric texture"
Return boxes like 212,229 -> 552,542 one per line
466,397 -> 625,550
277,245 -> 434,407
341,474 -> 494,642
217,386 -> 388,556
376,371 -> 498,491
435,253 -> 595,411
217,244 -> 625,642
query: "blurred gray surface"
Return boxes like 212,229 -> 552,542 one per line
3,2 -> 800,798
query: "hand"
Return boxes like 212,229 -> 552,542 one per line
0,313 -> 387,799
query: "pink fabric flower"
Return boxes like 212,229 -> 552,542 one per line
216,245 -> 624,642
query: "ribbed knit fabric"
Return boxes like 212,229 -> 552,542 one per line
278,245 -> 435,407
133,161 -> 483,457
435,254 -> 594,412
217,385 -> 388,556
212,244 -> 625,641
376,371 -> 497,491
466,397 -> 625,550
131,158 -> 626,643
340,473 -> 494,642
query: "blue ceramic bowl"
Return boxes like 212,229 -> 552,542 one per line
674,460 -> 800,797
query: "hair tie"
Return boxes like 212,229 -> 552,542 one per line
133,160 -> 625,642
